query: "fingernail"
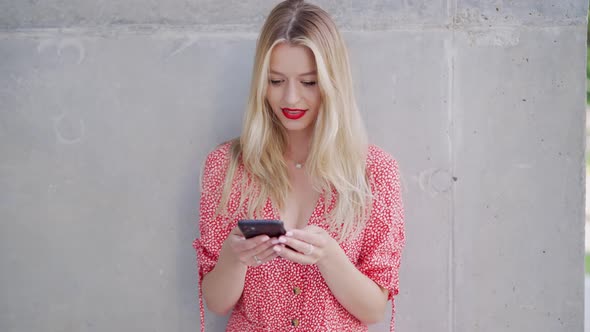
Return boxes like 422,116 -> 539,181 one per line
273,246 -> 281,252
286,231 -> 293,236
271,239 -> 279,245
262,236 -> 269,242
278,237 -> 287,243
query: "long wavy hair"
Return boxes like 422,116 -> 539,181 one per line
216,0 -> 372,242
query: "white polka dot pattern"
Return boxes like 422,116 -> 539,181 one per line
193,143 -> 405,332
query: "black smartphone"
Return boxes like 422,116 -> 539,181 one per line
237,219 -> 287,239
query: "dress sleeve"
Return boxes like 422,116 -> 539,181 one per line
357,150 -> 405,302
192,144 -> 232,332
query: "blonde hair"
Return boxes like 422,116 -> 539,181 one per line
217,0 -> 371,242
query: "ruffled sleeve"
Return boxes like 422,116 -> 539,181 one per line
356,146 -> 405,331
192,143 -> 232,332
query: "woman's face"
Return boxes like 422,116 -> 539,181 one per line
266,43 -> 321,135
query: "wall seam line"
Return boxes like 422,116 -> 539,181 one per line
447,0 -> 457,331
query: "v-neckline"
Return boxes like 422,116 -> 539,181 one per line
271,190 -> 324,229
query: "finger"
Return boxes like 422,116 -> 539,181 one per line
239,238 -> 277,263
230,226 -> 244,236
249,246 -> 278,266
232,234 -> 270,252
272,244 -> 312,264
285,229 -> 326,248
227,232 -> 245,243
250,254 -> 263,266
278,235 -> 316,255
257,246 -> 279,262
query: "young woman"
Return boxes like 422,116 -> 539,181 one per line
193,1 -> 405,330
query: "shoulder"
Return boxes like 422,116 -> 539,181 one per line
366,144 -> 399,177
204,140 -> 233,170
365,145 -> 404,226
201,140 -> 237,191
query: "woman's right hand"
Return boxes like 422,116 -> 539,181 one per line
222,227 -> 279,266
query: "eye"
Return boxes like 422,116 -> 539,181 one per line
302,81 -> 317,87
269,79 -> 283,86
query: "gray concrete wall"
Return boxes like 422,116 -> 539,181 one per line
0,1 -> 586,331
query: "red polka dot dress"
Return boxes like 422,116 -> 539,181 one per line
193,142 -> 405,331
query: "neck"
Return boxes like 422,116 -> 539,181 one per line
284,129 -> 312,165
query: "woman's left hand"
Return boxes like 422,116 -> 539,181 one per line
272,225 -> 339,265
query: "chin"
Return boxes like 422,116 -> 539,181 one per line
283,123 -> 312,132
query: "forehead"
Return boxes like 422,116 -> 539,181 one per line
268,42 -> 317,76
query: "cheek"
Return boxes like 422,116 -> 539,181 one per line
268,86 -> 284,102
265,89 -> 277,108
306,89 -> 321,107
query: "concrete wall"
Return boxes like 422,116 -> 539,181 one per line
0,1 -> 586,331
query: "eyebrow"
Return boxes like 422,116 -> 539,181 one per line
269,69 -> 317,77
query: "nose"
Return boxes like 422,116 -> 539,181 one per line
284,80 -> 300,105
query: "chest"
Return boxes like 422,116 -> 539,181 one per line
279,171 -> 321,230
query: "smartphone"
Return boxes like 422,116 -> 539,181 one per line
237,219 -> 287,239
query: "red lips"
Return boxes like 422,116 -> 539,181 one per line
281,107 -> 307,120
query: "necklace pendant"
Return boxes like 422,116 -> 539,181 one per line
295,163 -> 303,169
